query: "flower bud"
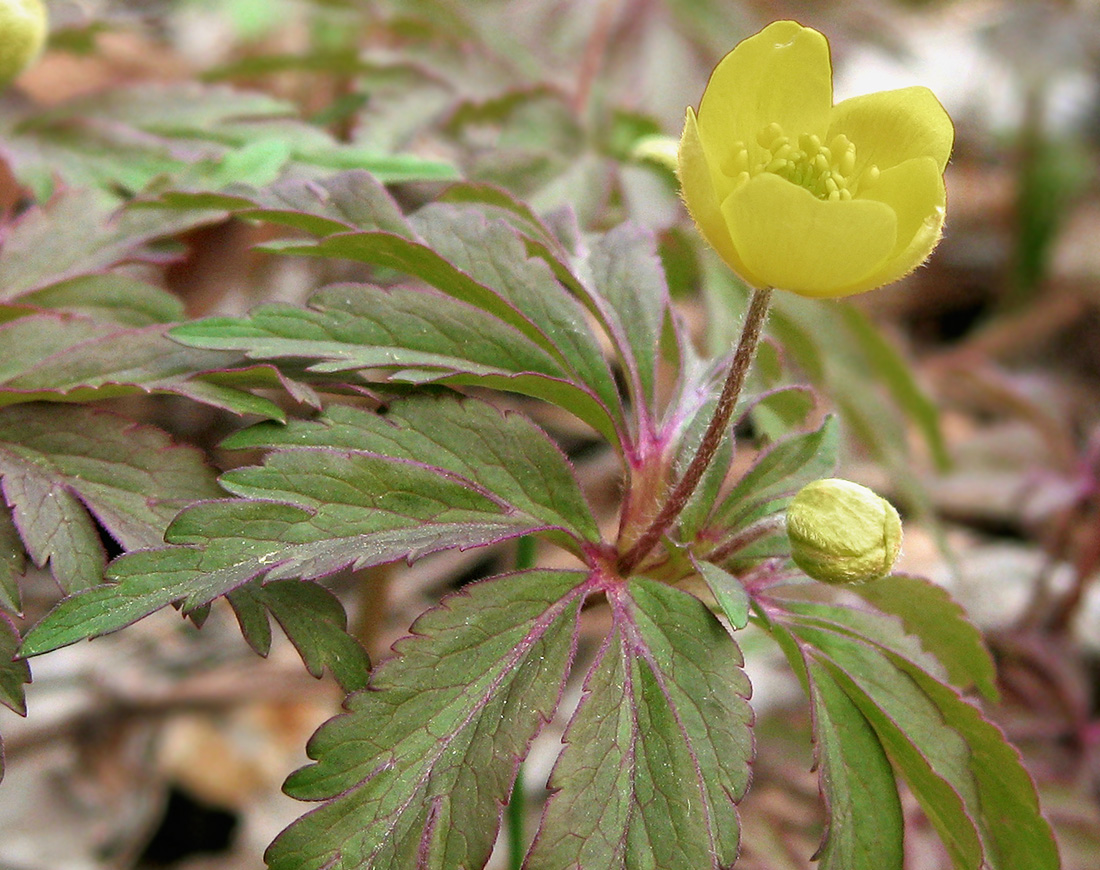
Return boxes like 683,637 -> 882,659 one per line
0,0 -> 47,87
786,478 -> 902,585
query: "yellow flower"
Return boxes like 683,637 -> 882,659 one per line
678,20 -> 953,298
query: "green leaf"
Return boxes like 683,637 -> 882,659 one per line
766,294 -> 948,505
232,580 -> 370,692
526,578 -> 753,870
0,508 -> 24,613
784,620 -> 985,870
806,658 -> 905,870
0,611 -> 30,784
855,574 -> 999,700
709,415 -> 839,533
441,87 -> 584,196
5,83 -> 456,199
695,561 -> 750,630
265,570 -> 586,870
18,275 -> 186,326
836,304 -> 950,470
226,584 -> 272,658
0,404 -> 222,594
782,592 -> 1055,870
0,613 -> 29,717
668,357 -> 734,542
769,618 -> 904,870
221,394 -> 600,543
748,386 -> 817,442
20,439 -> 550,656
902,663 -> 1059,870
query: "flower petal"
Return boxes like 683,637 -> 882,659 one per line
829,86 -> 954,174
721,173 -> 897,297
678,107 -> 759,284
845,155 -> 947,293
697,21 -> 833,163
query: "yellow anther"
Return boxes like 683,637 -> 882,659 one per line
757,122 -> 785,149
840,147 -> 856,177
722,144 -> 750,177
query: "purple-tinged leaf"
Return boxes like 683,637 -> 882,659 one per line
0,312 -> 289,419
20,445 -> 547,656
437,181 -> 559,248
171,283 -> 567,377
0,190 -> 222,300
855,574 -> 999,701
260,213 -> 625,445
411,206 -> 622,420
0,404 -> 222,594
580,222 -> 671,415
170,283 -> 620,443
265,570 -> 586,870
526,578 -> 753,870
154,169 -> 416,238
230,580 -> 370,693
222,394 -> 600,544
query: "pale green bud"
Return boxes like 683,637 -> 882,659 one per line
0,0 -> 47,87
786,478 -> 902,585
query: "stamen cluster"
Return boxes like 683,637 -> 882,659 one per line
723,122 -> 879,202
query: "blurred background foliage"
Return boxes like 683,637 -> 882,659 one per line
3,0 -> 1100,867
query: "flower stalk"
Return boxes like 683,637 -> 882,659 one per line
618,286 -> 773,575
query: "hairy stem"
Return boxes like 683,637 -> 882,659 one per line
618,286 -> 773,575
